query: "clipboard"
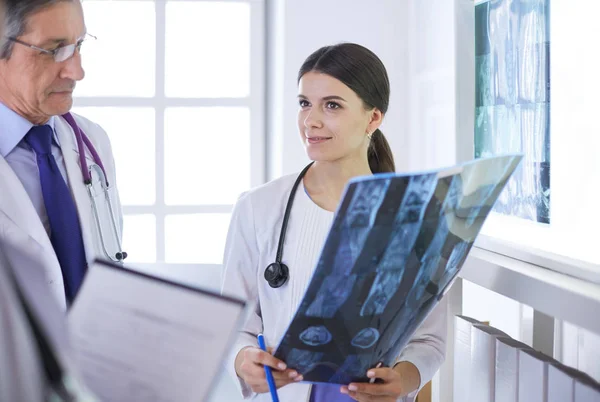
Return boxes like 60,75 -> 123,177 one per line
69,259 -> 246,402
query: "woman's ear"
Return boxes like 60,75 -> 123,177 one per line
367,108 -> 384,134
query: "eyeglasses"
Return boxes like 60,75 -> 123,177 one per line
6,33 -> 96,63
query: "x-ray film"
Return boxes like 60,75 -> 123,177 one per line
273,154 -> 523,384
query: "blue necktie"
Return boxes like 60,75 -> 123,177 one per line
26,125 -> 87,303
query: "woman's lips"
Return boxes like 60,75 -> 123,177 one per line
306,136 -> 332,144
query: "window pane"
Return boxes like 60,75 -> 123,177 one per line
76,1 -> 155,97
165,2 -> 250,98
165,214 -> 231,264
72,107 -> 155,206
164,107 -> 250,205
123,214 -> 156,263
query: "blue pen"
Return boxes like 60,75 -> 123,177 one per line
257,334 -> 280,402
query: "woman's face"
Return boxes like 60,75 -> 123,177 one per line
297,71 -> 382,164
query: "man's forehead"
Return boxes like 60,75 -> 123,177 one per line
22,1 -> 84,39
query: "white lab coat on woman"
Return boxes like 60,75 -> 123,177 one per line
222,174 -> 448,402
0,113 -> 123,310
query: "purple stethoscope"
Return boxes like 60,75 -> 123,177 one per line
62,112 -> 127,262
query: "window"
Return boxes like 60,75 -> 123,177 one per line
471,0 -> 600,281
73,0 -> 265,267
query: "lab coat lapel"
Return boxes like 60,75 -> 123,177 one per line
54,117 -> 96,263
0,156 -> 50,249
0,155 -> 66,309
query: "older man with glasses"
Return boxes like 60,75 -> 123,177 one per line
0,0 -> 124,310
0,1 -> 115,401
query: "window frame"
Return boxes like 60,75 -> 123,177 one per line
74,0 -> 266,266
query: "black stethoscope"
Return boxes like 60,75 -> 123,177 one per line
263,162 -> 314,288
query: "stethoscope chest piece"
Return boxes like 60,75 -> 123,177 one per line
264,262 -> 289,288
263,162 -> 313,289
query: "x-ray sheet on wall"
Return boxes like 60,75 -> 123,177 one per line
274,154 -> 523,385
475,0 -> 550,223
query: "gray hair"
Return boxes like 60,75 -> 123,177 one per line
0,0 -> 76,59
0,5 -> 5,48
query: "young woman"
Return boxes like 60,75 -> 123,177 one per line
222,43 -> 447,402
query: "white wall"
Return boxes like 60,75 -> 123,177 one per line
266,0 -> 410,179
406,0 -> 458,172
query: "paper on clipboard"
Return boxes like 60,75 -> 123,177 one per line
68,259 -> 246,402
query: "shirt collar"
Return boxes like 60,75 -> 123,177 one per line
0,102 -> 59,158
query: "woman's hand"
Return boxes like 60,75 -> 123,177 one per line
340,361 -> 421,402
234,346 -> 303,393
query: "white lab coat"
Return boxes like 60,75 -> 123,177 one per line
221,174 -> 448,402
0,113 -> 123,310
0,217 -> 93,401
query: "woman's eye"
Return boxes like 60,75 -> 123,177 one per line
299,99 -> 310,107
326,102 -> 341,110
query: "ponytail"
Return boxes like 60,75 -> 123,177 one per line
368,129 -> 395,173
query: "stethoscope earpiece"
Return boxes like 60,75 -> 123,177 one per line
264,262 -> 289,288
